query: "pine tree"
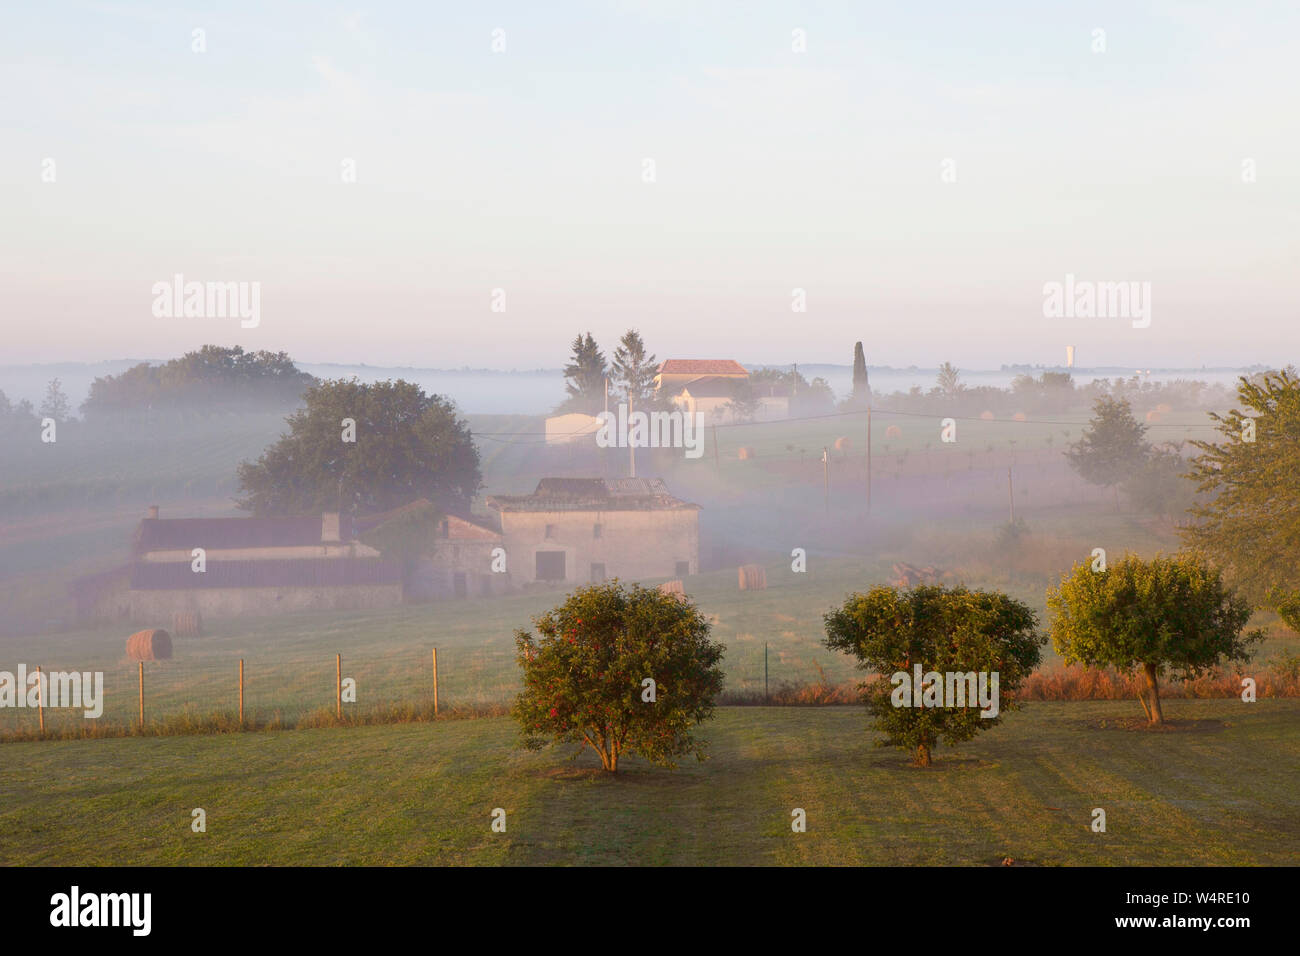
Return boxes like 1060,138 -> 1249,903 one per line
611,330 -> 657,408
561,332 -> 607,414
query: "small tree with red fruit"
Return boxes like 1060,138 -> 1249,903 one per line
512,581 -> 725,772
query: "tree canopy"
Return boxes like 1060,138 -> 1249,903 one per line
559,332 -> 607,415
823,584 -> 1044,766
1047,553 -> 1261,724
1181,369 -> 1300,605
1065,396 -> 1149,500
610,330 -> 658,409
236,378 -> 481,516
81,345 -> 316,415
512,581 -> 725,772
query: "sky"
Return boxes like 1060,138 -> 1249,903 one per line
2,1 -> 1297,370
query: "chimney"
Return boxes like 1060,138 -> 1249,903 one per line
321,512 -> 341,543
146,505 -> 159,519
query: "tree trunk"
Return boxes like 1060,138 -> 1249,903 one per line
914,742 -> 932,767
1143,662 -> 1164,725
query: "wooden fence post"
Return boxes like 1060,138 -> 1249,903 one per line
138,661 -> 144,730
336,653 -> 342,720
36,665 -> 44,736
431,647 -> 439,717
238,658 -> 244,728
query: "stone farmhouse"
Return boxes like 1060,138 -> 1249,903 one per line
486,477 -> 700,586
654,358 -> 788,422
71,478 -> 699,621
70,506 -> 405,624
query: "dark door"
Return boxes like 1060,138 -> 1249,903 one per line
536,551 -> 566,581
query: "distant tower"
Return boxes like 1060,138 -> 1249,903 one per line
1065,345 -> 1076,368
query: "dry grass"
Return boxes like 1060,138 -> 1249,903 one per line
1023,662 -> 1300,700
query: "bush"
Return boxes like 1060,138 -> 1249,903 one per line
512,581 -> 726,772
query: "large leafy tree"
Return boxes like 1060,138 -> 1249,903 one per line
559,332 -> 607,415
1181,369 -> 1300,605
1047,553 -> 1261,725
1122,443 -> 1200,522
38,378 -> 72,421
236,378 -> 481,516
610,329 -> 657,409
823,585 -> 1044,766
82,345 -> 316,415
513,582 -> 725,772
1066,396 -> 1149,508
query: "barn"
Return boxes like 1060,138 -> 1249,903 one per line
486,477 -> 700,586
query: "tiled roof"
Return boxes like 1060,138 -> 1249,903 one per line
658,359 -> 748,377
129,558 -> 402,590
487,477 -> 699,513
134,515 -> 351,553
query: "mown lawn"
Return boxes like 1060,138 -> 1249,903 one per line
3,700 -> 1296,866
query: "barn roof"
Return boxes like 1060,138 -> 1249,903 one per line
657,359 -> 748,377
129,558 -> 402,590
133,515 -> 353,553
487,477 -> 699,512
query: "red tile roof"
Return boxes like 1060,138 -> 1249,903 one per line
657,359 -> 748,377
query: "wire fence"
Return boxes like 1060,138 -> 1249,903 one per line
0,635 -> 858,739
0,645 -> 521,739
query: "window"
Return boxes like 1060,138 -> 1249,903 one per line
675,561 -> 691,578
438,519 -> 450,538
536,551 -> 566,581
593,523 -> 603,539
544,524 -> 556,539
590,562 -> 606,583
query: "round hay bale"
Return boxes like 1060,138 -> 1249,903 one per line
1013,412 -> 1027,422
833,436 -> 851,451
127,628 -> 172,661
737,446 -> 753,460
980,410 -> 995,420
885,425 -> 902,439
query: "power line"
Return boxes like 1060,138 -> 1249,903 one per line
471,404 -> 1215,444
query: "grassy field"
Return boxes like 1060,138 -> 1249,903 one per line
4,510 -> 1296,737
3,700 -> 1296,866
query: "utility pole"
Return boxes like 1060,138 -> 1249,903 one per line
866,404 -> 872,515
822,446 -> 830,515
628,391 -> 636,478
712,423 -> 719,467
1008,467 -> 1015,523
